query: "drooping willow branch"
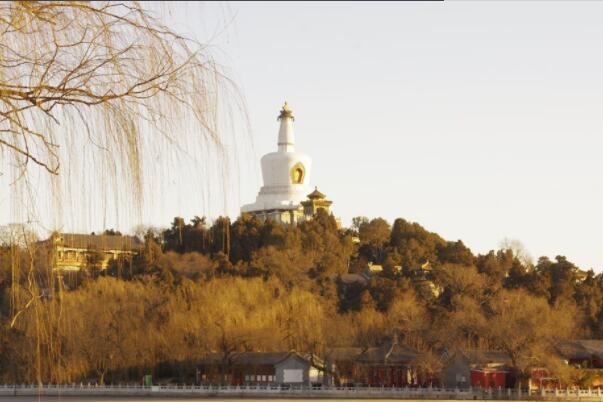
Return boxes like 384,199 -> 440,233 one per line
0,1 -> 232,184
0,2 -> 244,362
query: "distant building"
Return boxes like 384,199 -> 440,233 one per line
407,261 -> 441,297
327,338 -> 428,387
301,187 -> 333,218
39,232 -> 142,271
557,339 -> 603,388
241,103 -> 335,225
528,368 -> 560,391
440,350 -> 513,389
558,339 -> 603,369
196,351 -> 326,386
324,347 -> 364,386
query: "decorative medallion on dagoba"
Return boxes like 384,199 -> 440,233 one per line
291,162 -> 305,184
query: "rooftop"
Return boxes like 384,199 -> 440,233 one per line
47,232 -> 143,251
198,351 -> 322,367
307,187 -> 326,200
557,339 -> 603,360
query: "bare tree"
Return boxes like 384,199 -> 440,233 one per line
1,0 -> 242,304
0,1 -> 239,190
487,289 -> 575,379
0,223 -> 38,247
0,2 -> 244,384
499,238 -> 533,267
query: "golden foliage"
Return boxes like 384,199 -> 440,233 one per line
0,1 -> 234,179
1,276 -> 328,383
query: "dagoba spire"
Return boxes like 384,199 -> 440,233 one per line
277,101 -> 295,152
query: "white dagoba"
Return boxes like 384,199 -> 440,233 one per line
241,102 -> 317,224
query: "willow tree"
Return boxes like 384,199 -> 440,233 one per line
0,1 -> 235,180
0,1 -> 242,383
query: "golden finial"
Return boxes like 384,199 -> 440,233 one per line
278,101 -> 294,121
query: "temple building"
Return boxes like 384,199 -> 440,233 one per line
241,103 -> 334,225
302,187 -> 333,217
39,232 -> 142,271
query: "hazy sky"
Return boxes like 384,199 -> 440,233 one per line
204,1 -> 603,271
2,2 -> 603,271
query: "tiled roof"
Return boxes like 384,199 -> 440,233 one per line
307,187 -> 326,200
356,340 -> 421,364
462,350 -> 512,365
557,340 -> 603,360
327,340 -> 421,365
326,347 -> 365,361
199,351 -> 313,367
339,274 -> 368,285
53,233 -> 143,251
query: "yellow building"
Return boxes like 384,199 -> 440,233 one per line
40,232 -> 142,271
301,187 -> 333,217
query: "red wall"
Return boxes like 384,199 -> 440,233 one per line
470,369 -> 506,388
367,366 -> 412,387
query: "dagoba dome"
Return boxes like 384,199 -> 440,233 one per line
242,103 -> 331,225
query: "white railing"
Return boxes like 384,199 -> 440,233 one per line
0,383 -> 601,400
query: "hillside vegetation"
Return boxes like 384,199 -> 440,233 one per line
1,210 -> 601,384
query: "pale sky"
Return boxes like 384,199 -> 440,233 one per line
208,1 -> 603,272
2,2 -> 603,271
